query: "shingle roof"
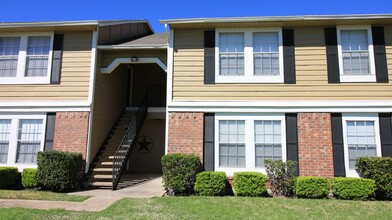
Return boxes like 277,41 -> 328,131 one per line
117,33 -> 167,47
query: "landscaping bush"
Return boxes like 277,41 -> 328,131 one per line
22,168 -> 39,189
265,160 -> 296,196
356,157 -> 392,199
0,167 -> 19,189
295,176 -> 330,199
37,151 -> 83,192
194,171 -> 227,196
161,153 -> 202,195
332,177 -> 376,200
233,172 -> 268,197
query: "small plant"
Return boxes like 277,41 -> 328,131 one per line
233,172 -> 268,197
356,157 -> 392,199
37,151 -> 83,192
295,176 -> 330,199
22,168 -> 39,189
332,177 -> 376,200
0,167 -> 19,189
162,153 -> 202,195
265,160 -> 296,197
194,171 -> 227,196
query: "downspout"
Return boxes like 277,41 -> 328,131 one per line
164,24 -> 173,155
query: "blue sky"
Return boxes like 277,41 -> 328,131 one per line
1,0 -> 391,32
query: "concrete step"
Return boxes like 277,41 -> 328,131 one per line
92,174 -> 112,179
93,167 -> 112,172
90,181 -> 112,187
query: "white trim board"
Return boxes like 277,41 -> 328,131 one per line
100,57 -> 167,74
165,29 -> 174,155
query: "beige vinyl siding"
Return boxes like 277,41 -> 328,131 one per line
90,58 -> 128,164
0,31 -> 92,101
172,27 -> 392,101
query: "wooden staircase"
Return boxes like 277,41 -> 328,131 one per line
87,111 -> 134,188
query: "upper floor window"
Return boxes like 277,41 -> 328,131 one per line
215,29 -> 283,83
337,26 -> 376,82
0,33 -> 53,84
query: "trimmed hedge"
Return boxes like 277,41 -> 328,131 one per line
0,166 -> 19,189
295,176 -> 330,199
356,157 -> 392,199
37,151 -> 83,192
194,171 -> 227,196
332,177 -> 376,200
162,153 -> 202,195
22,168 -> 39,189
233,172 -> 268,197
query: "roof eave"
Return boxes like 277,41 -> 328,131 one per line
0,21 -> 100,29
97,45 -> 168,50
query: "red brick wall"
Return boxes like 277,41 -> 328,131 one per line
297,113 -> 334,178
53,112 -> 89,159
168,112 -> 204,160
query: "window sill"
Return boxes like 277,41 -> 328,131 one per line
340,75 -> 376,83
215,75 -> 284,84
215,167 -> 267,176
0,163 -> 37,172
0,77 -> 51,85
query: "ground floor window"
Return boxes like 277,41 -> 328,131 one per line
0,114 -> 46,169
342,113 -> 382,177
214,114 -> 286,175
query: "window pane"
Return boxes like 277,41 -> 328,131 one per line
25,36 -> 50,77
254,120 -> 282,167
16,119 -> 43,164
341,30 -> 370,75
0,37 -> 20,77
219,33 -> 244,76
253,32 -> 279,76
0,119 -> 11,164
346,120 -> 377,169
218,120 -> 245,168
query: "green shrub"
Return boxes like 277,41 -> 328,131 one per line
295,176 -> 330,199
194,171 -> 227,196
265,160 -> 297,196
233,172 -> 268,197
356,157 -> 392,199
37,151 -> 83,192
0,167 -> 19,189
332,177 -> 376,200
162,153 -> 202,195
22,168 -> 39,189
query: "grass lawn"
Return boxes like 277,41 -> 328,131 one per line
0,190 -> 90,202
0,197 -> 391,220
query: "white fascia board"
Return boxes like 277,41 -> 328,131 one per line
97,45 -> 167,50
167,100 -> 392,113
0,21 -> 99,28
101,57 -> 167,74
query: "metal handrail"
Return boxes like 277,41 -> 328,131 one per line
112,93 -> 148,190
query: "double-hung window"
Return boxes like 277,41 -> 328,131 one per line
215,29 -> 283,83
342,114 -> 382,177
337,26 -> 376,82
0,114 -> 46,169
0,33 -> 53,84
215,114 -> 286,175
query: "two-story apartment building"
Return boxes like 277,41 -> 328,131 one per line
1,14 -> 391,190
161,14 -> 392,179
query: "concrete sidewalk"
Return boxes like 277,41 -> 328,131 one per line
0,176 -> 165,212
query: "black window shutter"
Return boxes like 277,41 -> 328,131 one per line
285,113 -> 299,176
331,113 -> 345,177
325,28 -> 340,83
50,34 -> 64,84
379,113 -> 392,157
44,113 -> 56,151
204,30 -> 215,84
283,29 -> 296,84
372,26 -> 389,83
204,113 -> 215,171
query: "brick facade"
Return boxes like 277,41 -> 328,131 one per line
53,112 -> 89,159
168,112 -> 204,160
297,113 -> 334,178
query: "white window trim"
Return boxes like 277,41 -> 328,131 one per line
0,113 -> 46,171
215,28 -> 284,84
337,26 -> 376,83
341,113 -> 382,177
0,32 -> 54,85
214,113 -> 286,176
